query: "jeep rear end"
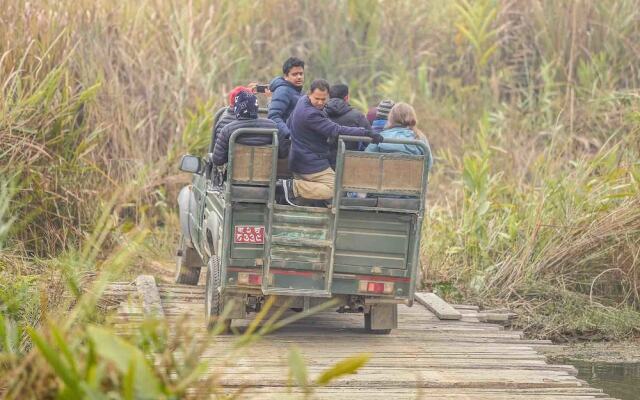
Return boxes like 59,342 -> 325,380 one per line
177,114 -> 431,334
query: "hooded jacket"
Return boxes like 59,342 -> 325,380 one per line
324,98 -> 371,130
267,77 -> 303,138
365,126 -> 433,170
212,118 -> 289,166
324,98 -> 372,166
288,96 -> 367,174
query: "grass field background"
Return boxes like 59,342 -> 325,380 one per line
1,0 -> 640,394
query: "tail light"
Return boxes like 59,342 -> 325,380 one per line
237,272 -> 262,286
358,280 -> 394,294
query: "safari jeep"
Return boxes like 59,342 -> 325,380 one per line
176,107 -> 431,333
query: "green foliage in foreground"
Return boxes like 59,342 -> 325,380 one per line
1,0 -> 640,353
0,208 -> 369,399
1,295 -> 369,399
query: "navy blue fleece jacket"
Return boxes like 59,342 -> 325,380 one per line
288,96 -> 367,174
267,77 -> 303,138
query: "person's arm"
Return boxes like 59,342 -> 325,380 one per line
212,126 -> 230,166
277,133 -> 291,159
267,89 -> 291,137
353,113 -> 373,151
308,110 -> 366,139
273,120 -> 290,159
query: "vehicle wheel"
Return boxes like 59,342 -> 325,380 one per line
205,255 -> 231,332
364,312 -> 392,335
175,236 -> 202,285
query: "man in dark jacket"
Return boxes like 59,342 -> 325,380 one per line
325,83 -> 372,167
267,57 -> 304,139
279,79 -> 383,205
213,91 -> 288,166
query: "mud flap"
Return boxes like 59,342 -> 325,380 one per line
224,295 -> 247,320
178,186 -> 195,247
368,304 -> 398,330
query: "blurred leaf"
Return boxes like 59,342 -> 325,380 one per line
87,325 -> 164,399
0,314 -> 21,355
288,346 -> 308,389
51,323 -> 78,377
28,327 -> 82,397
315,353 -> 370,386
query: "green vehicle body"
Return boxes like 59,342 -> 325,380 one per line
176,107 -> 431,332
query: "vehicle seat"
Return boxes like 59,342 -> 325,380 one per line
230,143 -> 274,185
339,152 -> 425,205
228,138 -> 276,204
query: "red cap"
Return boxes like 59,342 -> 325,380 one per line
228,86 -> 252,106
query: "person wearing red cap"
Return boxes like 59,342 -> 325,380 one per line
212,85 -> 253,143
212,91 -> 287,166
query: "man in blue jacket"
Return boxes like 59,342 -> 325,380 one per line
268,57 -> 305,139
279,79 -> 383,206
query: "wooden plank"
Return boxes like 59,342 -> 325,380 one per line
104,281 -> 615,399
134,275 -> 164,318
478,312 -> 518,324
415,292 -> 462,320
452,304 -> 480,311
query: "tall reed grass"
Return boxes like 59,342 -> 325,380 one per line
1,0 -> 639,348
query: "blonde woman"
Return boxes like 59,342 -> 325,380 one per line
365,102 -> 432,169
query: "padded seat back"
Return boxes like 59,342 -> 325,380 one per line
231,144 -> 274,185
341,151 -> 424,196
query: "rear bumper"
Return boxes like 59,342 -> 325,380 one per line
224,267 -> 412,304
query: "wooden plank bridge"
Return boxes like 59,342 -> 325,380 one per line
103,276 -> 616,399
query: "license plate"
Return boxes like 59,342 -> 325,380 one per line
233,225 -> 265,244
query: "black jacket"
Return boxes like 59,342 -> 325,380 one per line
325,98 -> 371,130
212,108 -> 236,143
324,98 -> 372,167
212,118 -> 289,166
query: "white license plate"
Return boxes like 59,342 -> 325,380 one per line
233,225 -> 265,244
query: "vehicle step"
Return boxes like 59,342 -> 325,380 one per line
272,225 -> 328,240
262,288 -> 332,297
273,204 -> 330,214
270,248 -> 327,263
271,237 -> 332,249
272,213 -> 330,227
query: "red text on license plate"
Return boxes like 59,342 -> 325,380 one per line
234,225 -> 265,244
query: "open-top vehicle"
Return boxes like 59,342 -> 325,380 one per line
176,108 -> 431,333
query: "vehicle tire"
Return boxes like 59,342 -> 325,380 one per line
175,236 -> 202,285
205,255 -> 231,332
